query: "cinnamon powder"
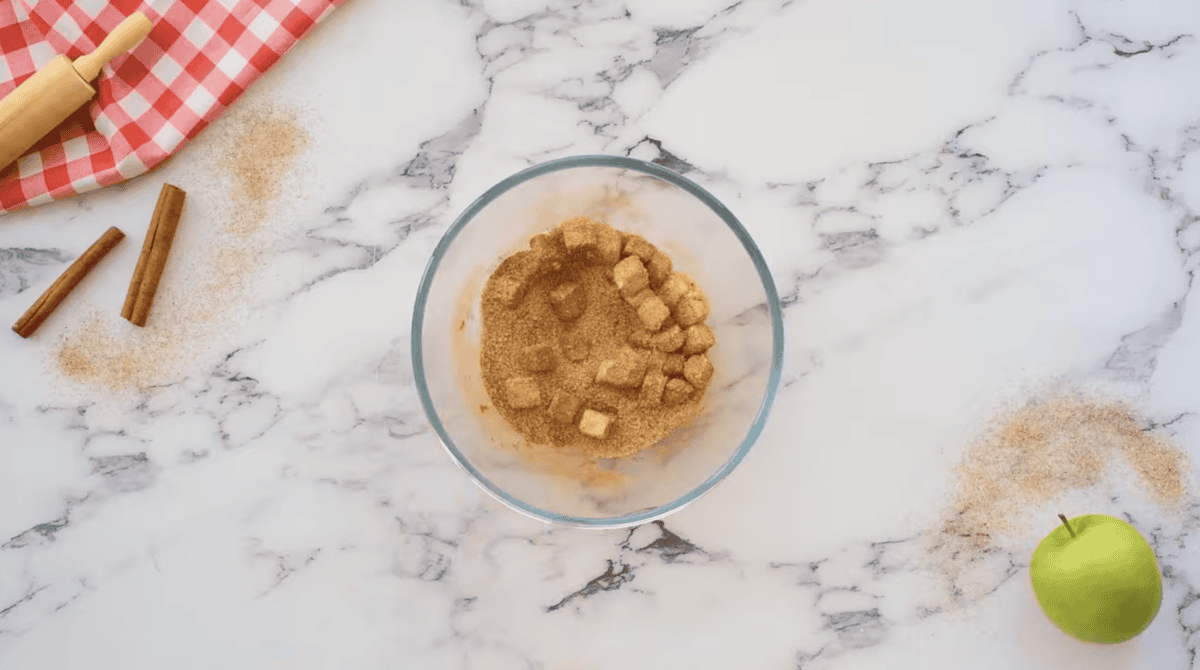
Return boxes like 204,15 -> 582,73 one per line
479,218 -> 713,459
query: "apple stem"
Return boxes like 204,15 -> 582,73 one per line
1058,513 -> 1076,538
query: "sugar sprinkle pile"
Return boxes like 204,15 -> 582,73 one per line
53,103 -> 311,391
926,395 -> 1193,611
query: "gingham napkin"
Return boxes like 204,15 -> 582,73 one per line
0,0 -> 347,214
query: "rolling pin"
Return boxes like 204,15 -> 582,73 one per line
0,12 -> 153,173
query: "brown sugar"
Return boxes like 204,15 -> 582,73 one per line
478,217 -> 714,459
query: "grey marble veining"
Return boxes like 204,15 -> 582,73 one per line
2,0 -> 1200,668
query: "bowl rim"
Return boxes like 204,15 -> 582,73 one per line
411,154 -> 784,528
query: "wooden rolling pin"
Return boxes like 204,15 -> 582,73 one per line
0,12 -> 152,173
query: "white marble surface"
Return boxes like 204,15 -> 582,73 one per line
3,0 -> 1200,667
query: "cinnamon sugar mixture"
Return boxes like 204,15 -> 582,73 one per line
479,217 -> 716,459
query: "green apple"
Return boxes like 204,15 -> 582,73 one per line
1030,513 -> 1162,644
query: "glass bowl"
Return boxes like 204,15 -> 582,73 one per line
412,155 -> 783,528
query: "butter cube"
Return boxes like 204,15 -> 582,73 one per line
579,409 -> 613,439
674,291 -> 709,328
637,295 -> 670,331
663,353 -> 685,377
561,331 -> 590,361
505,377 -> 541,409
651,324 -> 685,353
643,349 -> 667,373
647,251 -> 673,288
561,217 -> 598,254
529,229 -> 565,255
663,378 -> 694,405
613,256 -> 649,298
489,251 -> 541,307
641,370 -> 667,405
625,288 -> 656,310
596,348 -> 648,388
523,343 -> 557,372
529,230 -> 566,271
623,234 -> 658,262
549,282 -> 587,321
681,324 -> 716,355
491,277 -> 527,308
549,391 -> 583,424
594,223 -> 622,265
628,328 -> 653,349
683,353 -> 713,388
657,272 -> 693,309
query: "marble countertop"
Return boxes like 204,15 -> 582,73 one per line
3,0 -> 1200,667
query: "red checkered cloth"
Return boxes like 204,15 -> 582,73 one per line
0,0 -> 347,214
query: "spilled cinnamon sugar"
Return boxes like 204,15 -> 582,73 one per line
52,103 -> 310,391
928,395 -> 1193,610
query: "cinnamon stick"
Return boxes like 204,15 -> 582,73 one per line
122,183 -> 186,327
12,226 -> 125,338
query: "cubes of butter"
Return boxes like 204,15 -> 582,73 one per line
596,348 -> 648,388
681,324 -> 715,355
675,292 -> 709,328
636,295 -> 670,331
613,256 -> 649,298
623,234 -> 657,262
504,377 -> 541,409
561,331 -> 590,361
683,354 -> 713,388
657,272 -> 693,309
646,252 -> 672,288
641,370 -> 667,405
549,391 -> 583,424
626,288 -> 656,310
549,282 -> 586,321
562,217 -> 598,254
491,277 -> 527,309
522,343 -> 557,372
594,224 -> 622,266
663,378 -> 694,405
579,409 -> 613,439
489,251 -> 541,308
561,217 -> 621,265
663,353 -> 685,377
651,325 -> 685,353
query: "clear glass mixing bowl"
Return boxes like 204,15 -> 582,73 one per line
412,155 -> 783,528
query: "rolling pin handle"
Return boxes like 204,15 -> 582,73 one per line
72,12 -> 153,82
